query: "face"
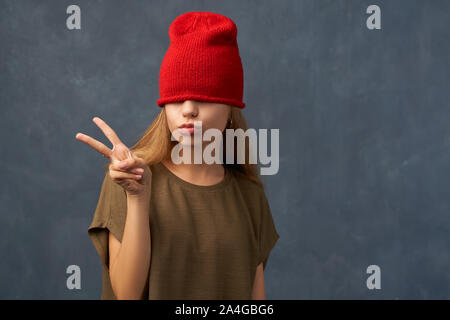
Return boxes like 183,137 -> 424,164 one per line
164,100 -> 231,147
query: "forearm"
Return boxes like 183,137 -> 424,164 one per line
251,263 -> 266,300
110,194 -> 151,299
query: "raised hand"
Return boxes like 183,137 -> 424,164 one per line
75,117 -> 152,197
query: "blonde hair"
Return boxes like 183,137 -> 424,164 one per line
107,106 -> 265,189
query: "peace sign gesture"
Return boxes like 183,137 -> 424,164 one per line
75,117 -> 152,197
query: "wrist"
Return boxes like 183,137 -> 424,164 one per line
126,192 -> 150,203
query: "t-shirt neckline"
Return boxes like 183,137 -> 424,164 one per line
156,161 -> 232,191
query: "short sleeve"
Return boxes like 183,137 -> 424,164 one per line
87,166 -> 128,299
257,191 -> 280,271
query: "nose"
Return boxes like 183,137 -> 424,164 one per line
181,100 -> 198,118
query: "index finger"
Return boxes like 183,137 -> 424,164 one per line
75,132 -> 112,158
92,117 -> 124,147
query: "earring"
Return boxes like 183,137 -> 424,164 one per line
228,118 -> 233,128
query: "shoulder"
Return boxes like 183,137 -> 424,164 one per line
231,167 -> 263,189
230,167 -> 267,207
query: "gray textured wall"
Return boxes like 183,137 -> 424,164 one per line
1,0 -> 449,299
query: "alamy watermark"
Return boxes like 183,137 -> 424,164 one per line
366,265 -> 381,290
66,264 -> 81,290
170,120 -> 279,175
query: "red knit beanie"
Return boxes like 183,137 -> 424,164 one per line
157,11 -> 246,109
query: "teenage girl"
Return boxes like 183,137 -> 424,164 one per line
75,11 -> 280,300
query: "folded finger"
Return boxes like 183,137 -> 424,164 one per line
110,170 -> 142,181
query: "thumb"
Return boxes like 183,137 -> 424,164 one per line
118,151 -> 144,169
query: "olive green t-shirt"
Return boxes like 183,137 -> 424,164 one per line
88,161 -> 280,300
